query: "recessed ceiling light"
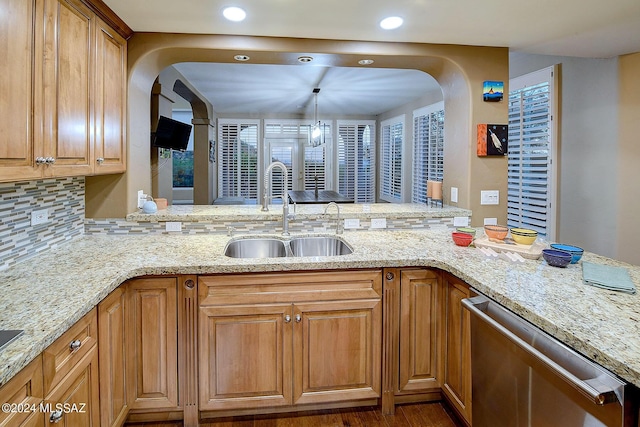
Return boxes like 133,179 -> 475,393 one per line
223,6 -> 246,22
297,56 -> 314,63
380,16 -> 403,30
358,59 -> 374,65
234,54 -> 250,61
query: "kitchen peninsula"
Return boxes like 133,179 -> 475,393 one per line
1,204 -> 639,426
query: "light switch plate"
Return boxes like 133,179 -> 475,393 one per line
165,222 -> 182,232
343,218 -> 360,229
370,218 -> 387,229
451,187 -> 458,203
480,190 -> 499,205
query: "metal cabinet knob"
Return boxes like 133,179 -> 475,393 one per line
284,314 -> 291,323
35,157 -> 46,165
69,339 -> 81,352
184,279 -> 195,289
295,314 -> 302,323
50,409 -> 63,423
385,272 -> 395,281
45,157 -> 56,164
96,157 -> 105,164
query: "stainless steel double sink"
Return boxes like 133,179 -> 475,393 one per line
224,236 -> 353,258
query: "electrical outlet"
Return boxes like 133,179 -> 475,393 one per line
370,218 -> 387,229
137,190 -> 146,209
165,222 -> 182,232
484,217 -> 498,225
480,190 -> 499,205
343,218 -> 360,229
451,187 -> 458,203
31,209 -> 49,226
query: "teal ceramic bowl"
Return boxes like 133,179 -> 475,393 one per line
550,244 -> 583,264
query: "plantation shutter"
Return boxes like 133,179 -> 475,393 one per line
218,120 -> 259,200
337,121 -> 375,202
412,103 -> 444,204
508,66 -> 556,238
380,116 -> 404,203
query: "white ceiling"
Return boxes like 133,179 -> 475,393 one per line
104,0 -> 640,116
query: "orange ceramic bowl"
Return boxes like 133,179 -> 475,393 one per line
452,232 -> 473,247
484,224 -> 509,240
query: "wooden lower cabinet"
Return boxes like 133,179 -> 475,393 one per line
0,356 -> 44,427
98,286 -> 128,427
43,346 -> 100,426
382,268 -> 443,414
198,270 -> 382,416
442,272 -> 473,426
199,304 -> 293,410
125,277 -> 179,412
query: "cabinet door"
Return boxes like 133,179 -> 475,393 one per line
0,0 -> 43,182
293,300 -> 381,405
199,304 -> 293,411
0,356 -> 44,427
43,345 -> 100,427
398,269 -> 442,393
93,17 -> 126,174
442,274 -> 472,425
42,0 -> 94,177
98,287 -> 128,426
126,277 -> 179,411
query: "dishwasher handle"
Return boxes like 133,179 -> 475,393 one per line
462,295 -> 621,406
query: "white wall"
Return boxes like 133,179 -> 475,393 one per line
510,53 -> 620,258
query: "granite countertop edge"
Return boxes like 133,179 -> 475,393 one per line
0,229 -> 638,391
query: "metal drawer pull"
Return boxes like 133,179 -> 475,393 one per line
69,339 -> 82,352
284,315 -> 291,323
50,409 -> 63,423
295,314 -> 301,323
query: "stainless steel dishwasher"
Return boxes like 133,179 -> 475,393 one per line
462,293 -> 638,427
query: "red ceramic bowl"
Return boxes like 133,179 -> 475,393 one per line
452,232 -> 473,247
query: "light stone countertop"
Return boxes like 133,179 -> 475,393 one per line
126,202 -> 472,222
0,228 -> 639,391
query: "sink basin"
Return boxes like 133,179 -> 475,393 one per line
289,236 -> 353,257
224,238 -> 287,258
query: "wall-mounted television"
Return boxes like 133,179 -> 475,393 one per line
152,115 -> 192,151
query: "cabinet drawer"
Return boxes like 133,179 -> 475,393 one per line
199,269 -> 383,305
42,308 -> 97,395
0,355 -> 44,427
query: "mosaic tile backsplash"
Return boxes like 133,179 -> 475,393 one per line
0,177 -> 84,270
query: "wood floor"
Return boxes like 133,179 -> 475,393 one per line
125,403 -> 463,427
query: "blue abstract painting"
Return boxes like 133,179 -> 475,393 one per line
483,81 -> 504,102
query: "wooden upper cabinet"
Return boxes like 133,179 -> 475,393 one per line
42,0 -> 94,177
94,17 -> 126,174
0,0 -> 127,183
0,0 -> 43,182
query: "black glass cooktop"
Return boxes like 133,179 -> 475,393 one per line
0,330 -> 23,351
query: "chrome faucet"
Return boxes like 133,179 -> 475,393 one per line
323,202 -> 342,234
262,161 -> 292,236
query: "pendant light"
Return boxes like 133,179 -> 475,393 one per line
309,88 -> 326,147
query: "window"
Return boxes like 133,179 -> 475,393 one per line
218,120 -> 259,201
337,121 -> 376,202
412,102 -> 444,204
171,110 -> 194,188
380,116 -> 404,203
508,66 -> 557,239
